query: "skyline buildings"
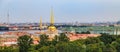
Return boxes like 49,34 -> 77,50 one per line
0,0 -> 120,23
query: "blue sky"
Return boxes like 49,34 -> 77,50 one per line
0,0 -> 120,23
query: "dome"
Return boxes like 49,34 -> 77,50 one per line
48,25 -> 57,31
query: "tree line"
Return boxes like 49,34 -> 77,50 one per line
0,33 -> 120,52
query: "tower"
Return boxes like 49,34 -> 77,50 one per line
48,8 -> 57,32
47,8 -> 58,40
50,8 -> 54,25
39,17 -> 42,30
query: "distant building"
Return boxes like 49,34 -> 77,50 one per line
33,8 -> 59,41
0,26 -> 9,31
117,21 -> 120,25
67,32 -> 100,41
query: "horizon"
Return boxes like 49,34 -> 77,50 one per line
0,0 -> 120,23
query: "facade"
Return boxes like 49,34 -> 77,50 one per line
37,9 -> 58,40
45,9 -> 58,40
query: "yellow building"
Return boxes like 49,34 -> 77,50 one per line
46,8 -> 58,40
37,8 -> 58,40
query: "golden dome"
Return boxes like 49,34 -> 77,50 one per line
48,25 -> 56,32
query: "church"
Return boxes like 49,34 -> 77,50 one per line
39,9 -> 59,40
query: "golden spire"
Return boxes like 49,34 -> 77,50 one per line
40,17 -> 42,29
48,7 -> 57,32
50,8 -> 54,25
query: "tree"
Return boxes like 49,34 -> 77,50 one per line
74,39 -> 86,45
86,31 -> 91,34
103,44 -> 116,52
85,37 -> 101,45
114,38 -> 120,52
17,35 -> 33,52
38,45 -> 56,52
116,38 -> 120,43
116,44 -> 120,52
28,45 -> 38,52
99,33 -> 116,44
36,34 -> 49,49
81,31 -> 90,34
86,44 -> 102,52
58,33 -> 69,42
39,34 -> 50,46
81,32 -> 86,34
56,42 -> 86,52
51,35 -> 59,45
76,32 -> 80,34
111,41 -> 120,52
0,46 -> 19,52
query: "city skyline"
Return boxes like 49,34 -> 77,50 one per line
0,0 -> 120,23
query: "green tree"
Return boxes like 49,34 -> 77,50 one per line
17,35 -> 33,52
28,45 -> 38,52
36,34 -> 50,49
73,39 -> 86,45
99,33 -> 116,44
85,37 -> 101,45
116,38 -> 120,43
0,46 -> 19,52
86,31 -> 91,34
86,44 -> 102,52
38,45 -> 56,52
114,38 -> 120,52
51,35 -> 59,46
56,42 -> 85,52
81,31 -> 90,34
103,44 -> 116,52
39,34 -> 49,46
59,33 -> 69,42
116,44 -> 120,52
111,41 -> 120,52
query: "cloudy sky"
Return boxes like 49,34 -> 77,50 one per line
0,0 -> 120,23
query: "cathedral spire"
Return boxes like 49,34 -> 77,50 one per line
50,7 -> 54,25
39,17 -> 42,29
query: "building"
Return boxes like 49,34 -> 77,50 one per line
0,26 -> 9,31
32,8 -> 59,41
45,9 -> 58,40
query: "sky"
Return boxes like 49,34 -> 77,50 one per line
0,0 -> 120,23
